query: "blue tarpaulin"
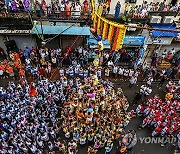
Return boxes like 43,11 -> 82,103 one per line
152,24 -> 178,37
33,25 -> 90,35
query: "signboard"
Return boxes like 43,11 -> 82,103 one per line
0,30 -> 32,34
123,36 -> 145,46
90,44 -> 111,49
146,36 -> 173,45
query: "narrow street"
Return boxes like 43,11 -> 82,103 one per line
0,78 -> 177,154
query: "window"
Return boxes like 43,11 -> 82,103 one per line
98,0 -> 106,3
127,0 -> 137,3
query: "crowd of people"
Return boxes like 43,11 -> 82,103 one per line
122,1 -> 180,19
0,80 -> 62,153
61,78 -> 131,153
166,80 -> 180,94
136,95 -> 179,138
0,0 -> 90,19
0,46 -> 179,85
97,0 -> 180,19
0,45 -> 140,153
0,42 -> 179,153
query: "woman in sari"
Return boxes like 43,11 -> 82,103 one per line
11,0 -> 17,12
115,1 -> 121,18
83,0 -> 88,13
23,0 -> 30,12
66,1 -> 71,19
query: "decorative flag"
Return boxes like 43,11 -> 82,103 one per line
93,14 -> 97,31
108,25 -> 115,43
102,22 -> 108,40
97,18 -> 101,36
112,28 -> 120,51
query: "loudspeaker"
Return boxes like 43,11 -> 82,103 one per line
4,40 -> 19,53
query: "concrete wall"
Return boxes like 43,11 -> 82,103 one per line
0,35 -> 7,54
0,35 -> 36,53
8,35 -> 36,51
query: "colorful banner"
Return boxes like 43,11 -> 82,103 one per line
102,22 -> 108,40
115,28 -> 126,50
112,28 -> 120,50
100,20 -> 104,35
93,12 -> 126,50
97,17 -> 101,36
93,14 -> 97,31
108,25 -> 115,43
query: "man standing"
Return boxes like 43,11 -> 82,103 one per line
158,75 -> 166,88
129,76 -> 137,88
114,1 -> 121,18
133,92 -> 142,104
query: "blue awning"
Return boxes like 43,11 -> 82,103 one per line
87,38 -> 110,45
123,36 -> 145,46
151,24 -> 178,37
33,25 -> 90,35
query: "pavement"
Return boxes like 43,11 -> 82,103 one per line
115,81 -> 176,154
0,78 -> 179,154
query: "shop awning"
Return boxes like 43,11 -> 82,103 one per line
151,24 -> 178,37
33,25 -> 90,36
123,36 -> 145,46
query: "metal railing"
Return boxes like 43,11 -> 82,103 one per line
0,9 -> 91,20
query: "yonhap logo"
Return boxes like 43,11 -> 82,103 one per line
139,137 -> 178,144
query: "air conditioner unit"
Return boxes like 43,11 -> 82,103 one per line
176,23 -> 180,28
163,16 -> 174,23
174,16 -> 180,22
127,24 -> 137,31
150,16 -> 162,23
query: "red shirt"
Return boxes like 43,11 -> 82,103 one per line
39,68 -> 45,76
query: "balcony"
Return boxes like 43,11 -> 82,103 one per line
104,11 -> 178,25
0,9 -> 91,29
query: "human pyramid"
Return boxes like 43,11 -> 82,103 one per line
0,68 -> 131,154
61,74 -> 131,153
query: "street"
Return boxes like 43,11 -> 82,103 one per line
0,78 -> 178,154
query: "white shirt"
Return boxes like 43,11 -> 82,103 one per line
113,66 -> 118,73
169,49 -> 176,55
60,4 -> 65,11
75,5 -> 81,12
147,77 -> 153,85
97,69 -> 102,77
108,61 -> 113,66
78,47 -> 83,54
118,68 -> 124,75
129,69 -> 134,77
130,76 -> 137,84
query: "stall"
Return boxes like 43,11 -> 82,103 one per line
121,35 -> 146,63
32,25 -> 90,51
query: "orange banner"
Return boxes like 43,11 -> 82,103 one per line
112,28 -> 120,50
102,22 -> 108,40
97,18 -> 101,36
108,25 -> 115,43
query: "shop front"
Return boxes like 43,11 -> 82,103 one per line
120,35 -> 146,63
32,25 -> 90,51
144,24 -> 179,68
0,29 -> 36,55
